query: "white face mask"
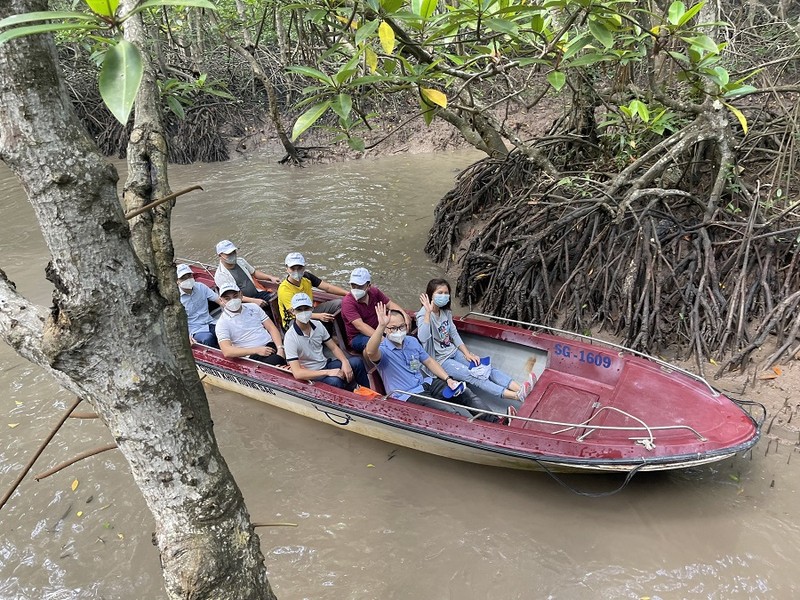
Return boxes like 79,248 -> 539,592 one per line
178,278 -> 195,292
294,310 -> 313,324
351,288 -> 367,300
289,269 -> 304,282
387,331 -> 407,344
225,297 -> 242,312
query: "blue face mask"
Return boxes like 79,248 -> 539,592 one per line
433,293 -> 450,307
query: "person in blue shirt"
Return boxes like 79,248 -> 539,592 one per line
364,302 -> 499,421
176,264 -> 220,348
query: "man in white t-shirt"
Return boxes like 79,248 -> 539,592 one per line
216,283 -> 286,366
283,292 -> 368,390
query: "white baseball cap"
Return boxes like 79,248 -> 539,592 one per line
176,264 -> 193,278
349,267 -> 371,285
285,252 -> 305,267
290,292 -> 313,310
218,283 -> 240,296
216,240 -> 237,255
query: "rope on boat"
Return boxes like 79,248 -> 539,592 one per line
387,390 -> 705,438
535,460 -> 648,497
730,397 -> 767,427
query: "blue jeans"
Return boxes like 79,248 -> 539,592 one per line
442,349 -> 513,399
193,324 -> 218,349
316,357 -> 370,391
350,334 -> 370,352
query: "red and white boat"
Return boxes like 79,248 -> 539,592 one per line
184,262 -> 763,475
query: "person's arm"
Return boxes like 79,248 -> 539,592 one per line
318,280 -> 348,296
325,338 -> 354,382
243,295 -> 269,308
219,339 -> 275,359
416,297 -> 433,343
422,356 -> 460,388
364,302 -> 390,363
261,317 -> 285,358
253,268 -> 281,285
350,317 -> 376,337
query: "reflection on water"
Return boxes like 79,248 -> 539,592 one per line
0,152 -> 798,599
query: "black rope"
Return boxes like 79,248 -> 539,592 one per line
535,460 -> 647,497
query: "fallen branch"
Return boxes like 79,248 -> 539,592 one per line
34,443 -> 118,481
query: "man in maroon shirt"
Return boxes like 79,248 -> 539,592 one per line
341,267 -> 407,352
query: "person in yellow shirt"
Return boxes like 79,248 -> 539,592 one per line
276,252 -> 348,330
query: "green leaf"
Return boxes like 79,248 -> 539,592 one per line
347,137 -> 366,152
291,101 -> 331,141
722,84 -> 757,98
678,1 -> 705,26
546,70 -> 566,91
709,66 -> 729,86
628,99 -> 650,122
588,19 -> 613,48
0,11 -> 99,28
331,93 -> 353,120
84,0 -> 119,18
0,22 -> 95,44
420,98 -> 435,125
683,34 -> 719,55
566,53 -> 608,67
378,20 -> 395,54
382,0 -> 405,12
124,0 -> 216,16
285,66 -> 333,86
667,1 -> 685,26
562,32 -> 590,60
484,18 -> 518,36
166,95 -> 185,119
412,0 -> 437,19
98,39 -> 143,125
355,19 -> 379,46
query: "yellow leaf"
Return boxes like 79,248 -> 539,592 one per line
335,15 -> 359,29
15,401 -> 23,406
650,25 -> 659,35
708,357 -> 718,365
77,511 -> 84,517
379,21 -> 396,55
772,366 -> 783,376
420,87 -> 447,108
365,47 -> 378,73
7,423 -> 19,428
723,102 -> 747,134
71,479 -> 79,491
366,463 -> 375,468
117,533 -> 124,540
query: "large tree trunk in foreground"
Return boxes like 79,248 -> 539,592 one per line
0,1 -> 276,598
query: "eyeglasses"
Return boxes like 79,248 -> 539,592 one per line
385,324 -> 407,333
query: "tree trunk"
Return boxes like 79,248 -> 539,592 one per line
0,1 -> 277,598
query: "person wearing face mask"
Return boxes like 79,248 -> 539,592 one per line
364,302 -> 501,421
176,264 -> 220,348
276,252 -> 348,331
213,239 -> 281,311
215,283 -> 287,366
283,293 -> 369,390
416,279 -> 533,411
341,267 -> 407,352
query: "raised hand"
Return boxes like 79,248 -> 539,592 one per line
375,301 -> 391,328
419,293 -> 433,313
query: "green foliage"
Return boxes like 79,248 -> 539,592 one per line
275,0 -> 756,149
0,0 -> 217,125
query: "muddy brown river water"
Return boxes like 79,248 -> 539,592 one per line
0,152 -> 798,599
